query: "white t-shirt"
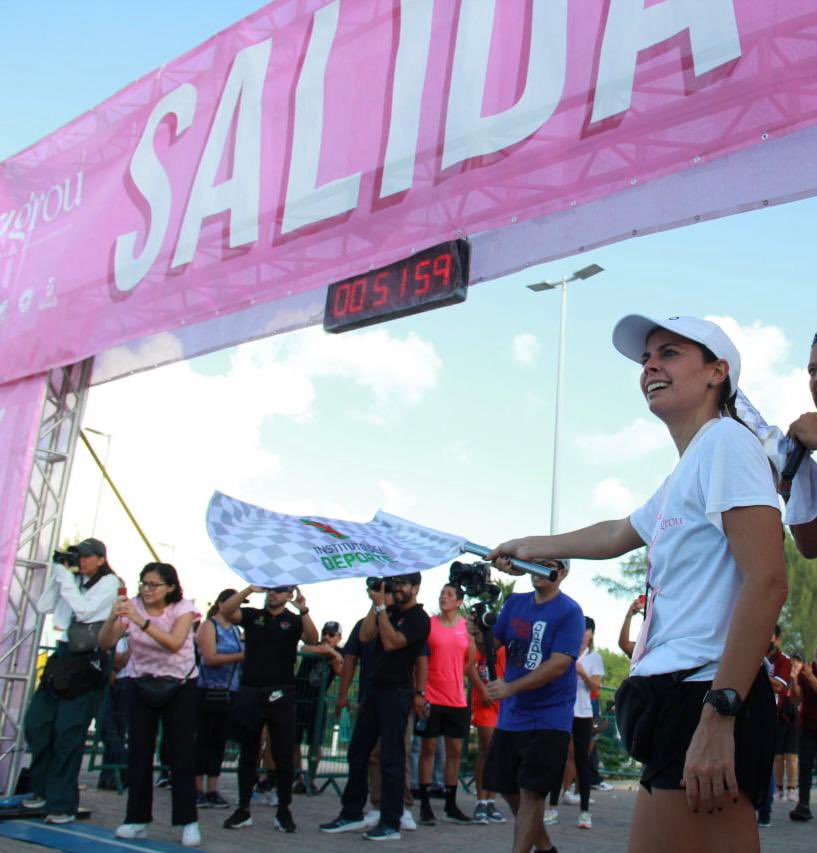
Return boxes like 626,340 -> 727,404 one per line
629,418 -> 779,681
574,649 -> 604,718
785,453 -> 817,525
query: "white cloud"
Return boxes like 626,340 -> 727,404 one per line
378,479 -> 417,516
590,478 -> 640,516
575,417 -> 670,463
512,333 -> 540,366
707,315 -> 812,429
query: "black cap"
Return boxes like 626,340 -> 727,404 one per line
322,621 -> 341,635
397,572 -> 422,586
75,538 -> 106,557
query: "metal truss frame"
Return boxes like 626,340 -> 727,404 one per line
0,360 -> 91,794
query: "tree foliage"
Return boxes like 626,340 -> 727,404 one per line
598,647 -> 630,695
779,532 -> 817,658
593,548 -> 647,599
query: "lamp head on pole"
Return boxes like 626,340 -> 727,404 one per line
526,263 -> 604,292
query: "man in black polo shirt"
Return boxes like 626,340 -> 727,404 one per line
321,572 -> 430,841
220,584 -> 318,833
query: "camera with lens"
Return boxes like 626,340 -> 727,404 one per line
366,576 -> 394,594
52,546 -> 80,568
448,560 -> 500,600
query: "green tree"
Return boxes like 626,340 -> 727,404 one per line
597,647 -> 630,694
593,548 -> 647,599
779,532 -> 817,658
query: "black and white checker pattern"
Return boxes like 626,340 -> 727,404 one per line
206,491 -> 466,587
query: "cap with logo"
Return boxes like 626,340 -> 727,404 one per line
75,538 -> 107,557
612,314 -> 740,395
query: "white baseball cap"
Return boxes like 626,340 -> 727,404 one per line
612,314 -> 740,395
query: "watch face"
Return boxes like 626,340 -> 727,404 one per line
714,689 -> 741,714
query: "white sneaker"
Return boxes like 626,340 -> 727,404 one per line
181,822 -> 202,847
21,797 -> 46,810
777,790 -> 786,801
400,808 -> 417,831
787,789 -> 798,802
364,809 -> 381,829
578,810 -> 592,829
115,823 -> 149,839
592,781 -> 614,791
543,807 -> 559,826
562,790 -> 581,805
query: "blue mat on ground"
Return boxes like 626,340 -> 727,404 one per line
0,819 -> 197,851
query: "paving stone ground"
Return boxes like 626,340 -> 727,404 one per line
1,773 -> 815,852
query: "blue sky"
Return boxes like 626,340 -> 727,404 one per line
3,3 -> 814,651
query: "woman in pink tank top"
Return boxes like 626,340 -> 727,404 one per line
415,583 -> 479,826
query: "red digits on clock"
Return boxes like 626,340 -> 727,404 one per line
349,277 -> 366,314
333,282 -> 351,316
414,259 -> 431,296
399,266 -> 409,300
372,271 -> 389,308
432,252 -> 452,288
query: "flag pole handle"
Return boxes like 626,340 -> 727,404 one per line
463,542 -> 558,582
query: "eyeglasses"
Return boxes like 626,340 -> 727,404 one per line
139,581 -> 167,591
268,586 -> 292,594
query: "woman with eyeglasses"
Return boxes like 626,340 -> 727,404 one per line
194,589 -> 244,809
489,316 -> 786,853
99,562 -> 202,847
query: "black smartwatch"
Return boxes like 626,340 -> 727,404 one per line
702,688 -> 743,716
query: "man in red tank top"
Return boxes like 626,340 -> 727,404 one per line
414,583 -> 479,825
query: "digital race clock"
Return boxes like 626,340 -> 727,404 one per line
323,240 -> 470,333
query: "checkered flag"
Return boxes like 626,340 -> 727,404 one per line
206,491 -> 467,587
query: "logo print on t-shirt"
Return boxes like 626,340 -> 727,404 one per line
525,621 -> 547,671
280,621 -> 291,630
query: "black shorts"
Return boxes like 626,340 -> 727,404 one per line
775,717 -> 799,755
415,704 -> 470,739
640,667 -> 775,807
483,728 -> 570,797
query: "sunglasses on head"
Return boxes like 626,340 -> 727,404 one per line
268,585 -> 293,594
323,622 -> 341,635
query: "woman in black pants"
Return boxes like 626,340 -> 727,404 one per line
194,589 -> 243,808
99,562 -> 202,847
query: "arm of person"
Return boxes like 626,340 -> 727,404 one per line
486,652 -> 574,700
486,518 -> 644,567
196,619 -> 244,666
788,413 -> 817,557
465,635 -> 492,705
682,505 -> 787,814
335,653 -> 358,713
120,602 -> 196,653
790,519 -> 817,559
98,603 -> 127,651
576,663 -> 603,693
220,585 -> 263,619
376,608 -> 409,651
413,653 -> 429,717
618,601 -> 639,659
35,569 -> 60,615
54,569 -> 117,621
113,647 -> 130,673
292,587 -> 319,644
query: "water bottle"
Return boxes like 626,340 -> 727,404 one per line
415,700 -> 431,732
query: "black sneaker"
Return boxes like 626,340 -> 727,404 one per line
223,808 -> 253,829
195,791 -> 209,809
418,802 -> 436,826
790,804 -> 813,822
274,808 -> 296,833
363,824 -> 401,841
320,815 -> 367,833
207,791 -> 230,809
443,805 -> 473,825
486,802 -> 507,824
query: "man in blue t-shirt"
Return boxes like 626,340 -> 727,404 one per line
484,559 -> 584,853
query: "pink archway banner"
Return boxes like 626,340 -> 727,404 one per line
2,0 -> 817,384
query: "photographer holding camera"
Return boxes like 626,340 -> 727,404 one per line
482,559 -> 584,853
321,572 -> 430,841
218,584 -> 317,834
24,539 -> 119,824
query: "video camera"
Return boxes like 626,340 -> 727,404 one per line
366,576 -> 394,594
448,560 -> 501,600
52,546 -> 80,568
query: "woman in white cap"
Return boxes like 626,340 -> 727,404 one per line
488,316 -> 786,853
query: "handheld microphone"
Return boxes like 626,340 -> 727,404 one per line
779,440 -> 808,501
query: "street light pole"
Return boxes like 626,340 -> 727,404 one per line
527,264 -> 604,534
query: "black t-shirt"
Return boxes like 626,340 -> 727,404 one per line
239,607 -> 303,688
344,618 -> 376,702
370,604 -> 430,689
